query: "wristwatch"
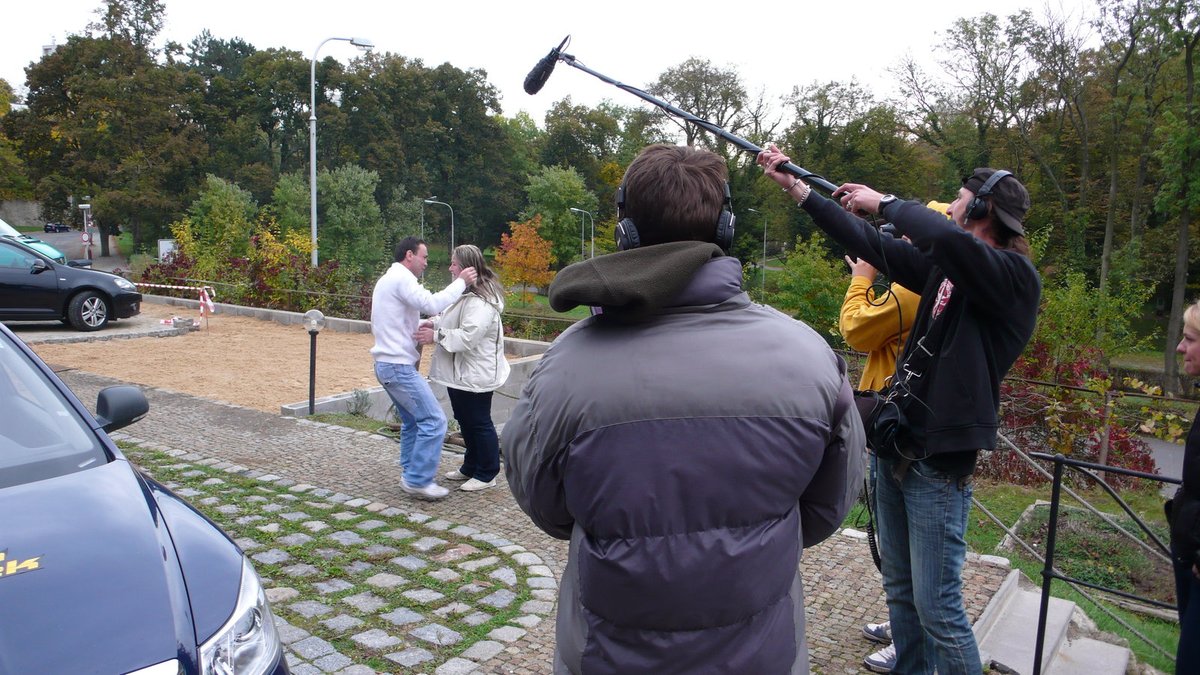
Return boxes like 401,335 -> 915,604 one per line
878,194 -> 898,214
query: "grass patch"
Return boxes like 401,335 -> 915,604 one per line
311,411 -> 393,435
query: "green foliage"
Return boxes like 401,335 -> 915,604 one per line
519,166 -> 596,267
314,165 -> 386,278
763,232 -> 848,346
179,175 -> 257,278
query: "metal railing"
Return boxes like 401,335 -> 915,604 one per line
1027,451 -> 1180,675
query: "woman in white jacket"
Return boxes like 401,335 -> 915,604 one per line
417,244 -> 511,491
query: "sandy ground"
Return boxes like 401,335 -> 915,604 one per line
24,302 -> 430,414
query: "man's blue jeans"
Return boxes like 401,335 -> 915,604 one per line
877,455 -> 981,675
374,362 -> 446,487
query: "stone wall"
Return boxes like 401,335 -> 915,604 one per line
0,200 -> 44,228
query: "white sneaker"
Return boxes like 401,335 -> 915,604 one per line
444,469 -> 470,481
863,644 -> 896,673
862,620 -> 892,644
400,479 -> 449,500
460,477 -> 497,492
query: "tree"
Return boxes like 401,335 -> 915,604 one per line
0,79 -> 32,200
763,232 -> 848,346
91,0 -> 165,51
650,58 -> 747,155
519,165 -> 595,267
315,165 -> 387,278
495,215 -> 555,302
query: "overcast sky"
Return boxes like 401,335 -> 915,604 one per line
5,0 -> 1090,126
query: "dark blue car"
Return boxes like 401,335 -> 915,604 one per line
0,322 -> 289,674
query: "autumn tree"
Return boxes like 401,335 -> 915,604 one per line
495,215 -> 555,303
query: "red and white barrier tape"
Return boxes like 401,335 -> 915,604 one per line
135,282 -> 217,316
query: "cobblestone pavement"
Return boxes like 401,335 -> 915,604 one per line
59,368 -> 1010,674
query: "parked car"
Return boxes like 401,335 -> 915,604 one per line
0,238 -> 141,331
43,222 -> 71,233
0,321 -> 289,674
0,217 -> 67,264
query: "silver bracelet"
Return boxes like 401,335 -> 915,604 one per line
793,182 -> 811,206
783,178 -> 803,192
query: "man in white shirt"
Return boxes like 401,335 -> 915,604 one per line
371,237 -> 477,500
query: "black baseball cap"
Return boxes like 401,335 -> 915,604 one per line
963,168 -> 1030,235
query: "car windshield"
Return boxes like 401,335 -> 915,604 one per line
0,218 -> 21,238
0,332 -> 106,489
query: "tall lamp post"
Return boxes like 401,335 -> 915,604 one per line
423,198 -> 454,253
310,35 -> 373,267
569,207 -> 594,258
304,309 -> 327,415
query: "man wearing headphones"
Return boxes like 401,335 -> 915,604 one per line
760,146 -> 1041,675
503,143 -> 864,674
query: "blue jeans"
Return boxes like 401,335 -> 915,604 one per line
877,456 -> 981,675
447,388 -> 500,482
1173,546 -> 1200,673
374,362 -> 446,487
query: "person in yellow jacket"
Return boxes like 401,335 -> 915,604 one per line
843,201 -> 948,674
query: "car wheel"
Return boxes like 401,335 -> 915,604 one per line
67,291 -> 110,331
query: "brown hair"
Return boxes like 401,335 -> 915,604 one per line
620,144 -> 727,247
453,244 -> 504,303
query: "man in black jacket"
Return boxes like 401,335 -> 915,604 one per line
759,146 -> 1041,675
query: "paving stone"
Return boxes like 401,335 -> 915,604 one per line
521,600 -> 554,614
361,544 -> 399,558
216,504 -> 241,514
282,563 -> 319,577
432,544 -> 478,563
280,511 -> 309,521
527,576 -> 557,589
458,556 -> 499,571
328,492 -> 353,503
304,501 -> 335,510
479,588 -> 516,609
364,572 -> 408,589
345,497 -> 371,507
390,555 -> 428,571
531,589 -> 556,601
311,548 -> 340,561
512,614 -> 543,628
461,611 -> 492,626
313,579 -> 354,594
291,635 -> 336,659
487,625 -> 527,643
278,533 -> 314,546
380,607 -> 424,626
435,657 -> 481,675
461,639 -> 505,661
308,488 -> 332,498
428,567 -> 461,583
449,525 -> 480,537
257,523 -> 281,534
288,600 -> 334,618
364,501 -> 389,512
433,602 -> 471,617
331,511 -> 359,522
236,537 -> 264,552
261,503 -> 285,513
379,506 -> 406,517
328,530 -> 366,546
402,588 -> 446,604
336,666 -> 376,675
356,519 -> 388,530
303,521 -> 331,532
342,591 -> 388,613
252,548 -> 290,565
527,564 -> 553,577
457,582 -> 490,595
381,528 -> 416,540
235,514 -> 265,525
320,614 -> 364,633
385,647 -> 434,667
276,621 -> 311,644
313,652 -> 353,672
351,628 -> 401,650
410,623 -> 462,646
512,552 -> 542,566
343,561 -> 374,574
489,567 -> 517,586
288,663 -> 322,675
410,536 -> 448,552
407,513 -> 432,524
425,519 -> 453,531
266,587 -> 300,603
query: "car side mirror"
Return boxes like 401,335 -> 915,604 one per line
30,259 -> 50,274
95,385 -> 150,432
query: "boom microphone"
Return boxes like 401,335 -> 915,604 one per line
524,35 -> 570,95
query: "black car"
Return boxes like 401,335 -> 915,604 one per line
0,321 -> 289,674
43,222 -> 71,233
0,238 -> 141,331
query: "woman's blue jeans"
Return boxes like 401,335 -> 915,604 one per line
447,387 -> 500,482
877,455 -> 981,674
374,362 -> 446,487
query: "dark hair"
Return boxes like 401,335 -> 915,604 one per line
620,144 -> 727,247
987,224 -> 1031,258
395,236 -> 425,263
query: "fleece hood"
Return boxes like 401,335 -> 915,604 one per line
548,241 -> 730,322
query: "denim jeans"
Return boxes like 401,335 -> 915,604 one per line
1173,545 -> 1200,673
374,362 -> 446,487
447,387 -> 500,482
877,455 -> 980,675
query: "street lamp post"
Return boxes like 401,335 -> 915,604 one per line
310,36 -> 373,268
303,309 -> 327,415
745,208 -> 764,294
423,198 -> 454,253
569,208 -> 594,258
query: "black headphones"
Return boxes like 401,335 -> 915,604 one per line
965,170 -> 1012,221
615,182 -> 736,252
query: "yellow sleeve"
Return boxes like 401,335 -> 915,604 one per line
839,278 -> 919,352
